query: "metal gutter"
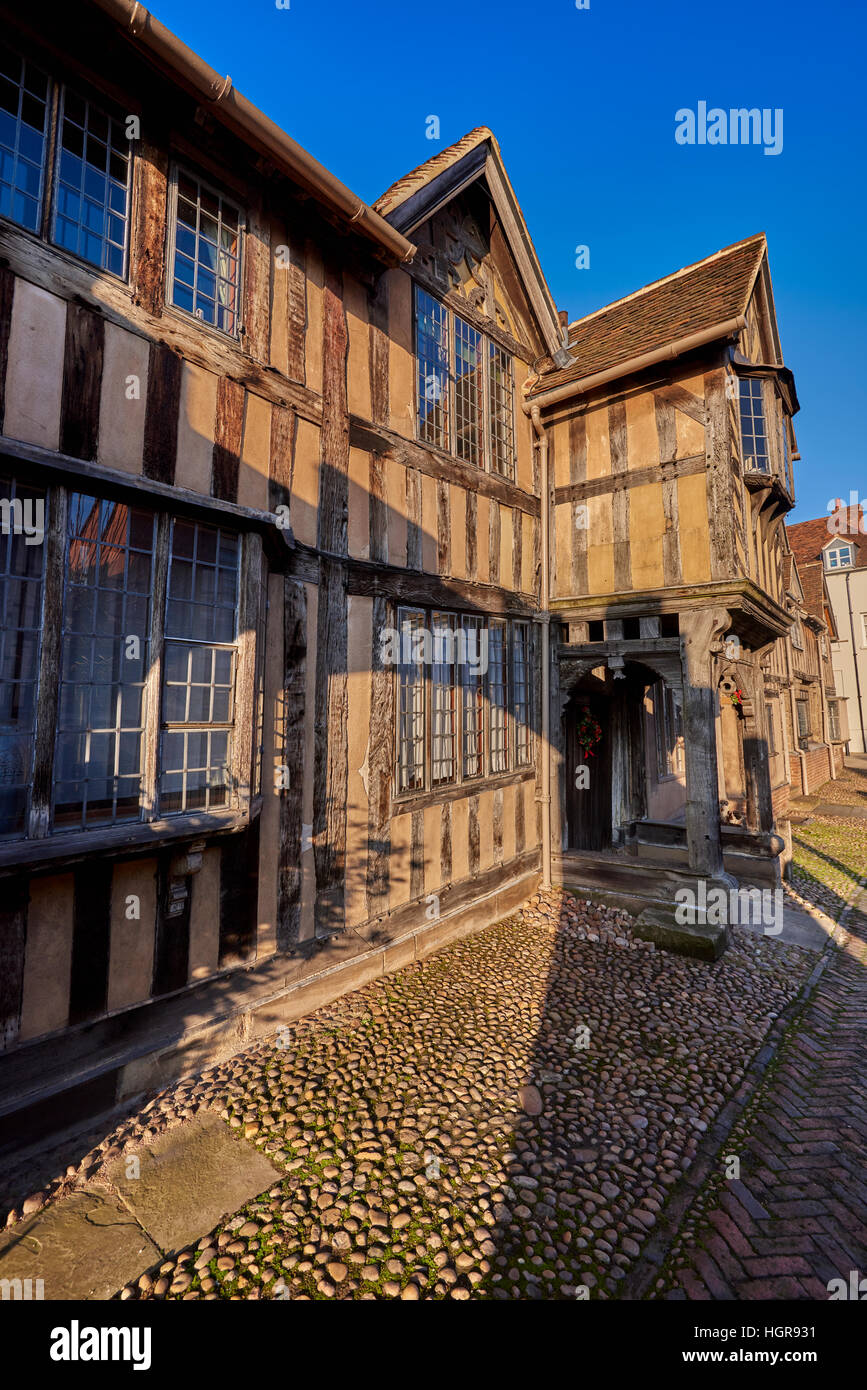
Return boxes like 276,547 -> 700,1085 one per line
92,0 -> 415,265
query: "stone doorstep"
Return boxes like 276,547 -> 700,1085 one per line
632,906 -> 727,962
0,1113 -> 281,1300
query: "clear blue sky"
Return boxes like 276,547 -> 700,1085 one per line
154,0 -> 865,524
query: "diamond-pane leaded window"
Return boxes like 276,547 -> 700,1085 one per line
52,89 -> 131,277
0,44 -> 49,232
170,169 -> 242,336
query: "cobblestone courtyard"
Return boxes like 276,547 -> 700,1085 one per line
3,775 -> 865,1302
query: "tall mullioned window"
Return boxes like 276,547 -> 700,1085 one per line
738,377 -> 769,471
52,90 -> 131,276
414,286 -> 516,479
0,45 -> 49,232
395,605 -> 532,794
0,40 -> 133,279
0,476 -> 46,836
0,475 -> 259,845
169,169 -> 243,337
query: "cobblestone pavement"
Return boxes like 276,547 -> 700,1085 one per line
651,890 -> 867,1301
4,890 -> 821,1301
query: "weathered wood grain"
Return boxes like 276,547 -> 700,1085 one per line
211,376 -> 245,502
142,342 -> 182,484
60,301 -> 104,461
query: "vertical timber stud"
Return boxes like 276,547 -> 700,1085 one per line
211,378 -> 245,503
29,486 -> 67,839
142,343 -> 181,484
269,402 -> 297,518
0,263 -> 16,434
654,393 -> 683,586
680,607 -> 732,881
313,260 -> 349,934
278,579 -> 307,948
366,592 -> 393,918
569,413 -> 588,596
705,366 -> 735,581
232,534 -> 263,810
0,877 -> 27,1049
60,302 -> 104,461
609,397 -> 631,591
132,128 -> 169,317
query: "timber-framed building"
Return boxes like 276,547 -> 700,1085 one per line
0,0 -> 824,1142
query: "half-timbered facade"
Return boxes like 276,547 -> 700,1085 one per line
0,0 -> 819,1140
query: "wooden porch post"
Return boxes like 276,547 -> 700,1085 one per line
679,607 -> 732,880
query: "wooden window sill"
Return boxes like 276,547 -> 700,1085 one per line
0,799 -> 262,877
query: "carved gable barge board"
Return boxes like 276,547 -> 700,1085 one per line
553,453 -> 706,505
349,418 -> 540,516
0,262 -> 15,434
313,262 -> 350,934
344,557 -> 538,617
608,397 -> 631,592
60,301 -> 104,461
0,227 -> 323,427
366,591 -> 393,918
0,878 -> 27,1049
278,578 -> 306,949
142,342 -> 182,484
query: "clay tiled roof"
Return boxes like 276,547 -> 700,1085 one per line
534,233 -> 767,392
374,127 -> 494,218
788,513 -> 867,570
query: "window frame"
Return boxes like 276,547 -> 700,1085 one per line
825,545 -> 854,571
393,603 -> 533,798
413,285 -> 517,481
165,162 -> 245,340
0,474 -> 262,853
796,697 -> 810,741
0,41 -> 135,283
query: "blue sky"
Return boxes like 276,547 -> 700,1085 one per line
154,0 -> 865,524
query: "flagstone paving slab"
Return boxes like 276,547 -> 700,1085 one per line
0,1190 -> 160,1300
106,1112 -> 282,1254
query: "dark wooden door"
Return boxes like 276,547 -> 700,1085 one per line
564,694 -> 612,850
